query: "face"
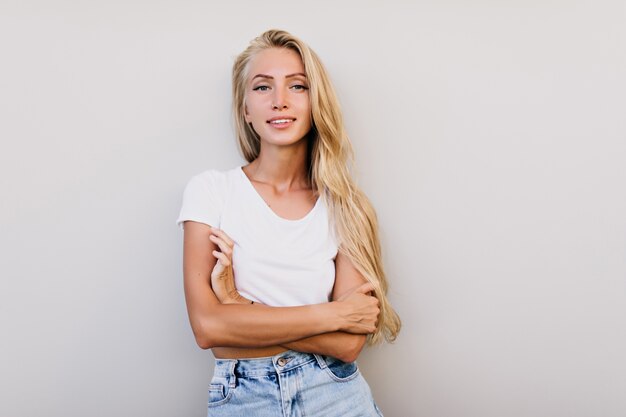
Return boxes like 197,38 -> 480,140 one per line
244,48 -> 312,148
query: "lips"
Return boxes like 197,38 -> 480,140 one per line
267,117 -> 296,125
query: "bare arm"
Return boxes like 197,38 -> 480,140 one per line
183,221 -> 378,349
279,251 -> 372,362
211,226 -> 374,362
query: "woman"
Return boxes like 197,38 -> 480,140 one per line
177,29 -> 400,416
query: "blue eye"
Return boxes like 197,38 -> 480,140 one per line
291,84 -> 309,91
253,85 -> 270,91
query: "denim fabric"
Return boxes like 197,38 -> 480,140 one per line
207,350 -> 383,417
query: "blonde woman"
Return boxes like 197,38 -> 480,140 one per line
177,29 -> 400,416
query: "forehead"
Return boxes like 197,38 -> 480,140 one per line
247,48 -> 305,80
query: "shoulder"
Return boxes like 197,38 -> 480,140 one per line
177,166 -> 240,229
185,166 -> 240,192
188,167 -> 231,184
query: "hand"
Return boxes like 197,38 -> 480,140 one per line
335,282 -> 380,334
209,227 -> 252,305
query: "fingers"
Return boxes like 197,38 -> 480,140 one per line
209,234 -> 233,257
210,227 -> 235,247
212,250 -> 231,267
339,287 -> 381,334
354,282 -> 375,295
209,227 -> 235,262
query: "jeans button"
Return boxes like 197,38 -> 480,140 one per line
277,358 -> 287,366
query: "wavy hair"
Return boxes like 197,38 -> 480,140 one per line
232,29 -> 400,344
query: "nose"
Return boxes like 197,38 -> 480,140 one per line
272,88 -> 288,110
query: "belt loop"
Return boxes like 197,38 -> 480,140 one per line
313,354 -> 327,370
228,359 -> 238,388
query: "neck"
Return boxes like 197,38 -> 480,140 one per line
246,139 -> 310,191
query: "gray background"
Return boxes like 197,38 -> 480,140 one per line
1,1 -> 625,416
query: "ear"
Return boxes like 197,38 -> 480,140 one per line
244,105 -> 250,122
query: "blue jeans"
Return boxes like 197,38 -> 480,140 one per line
207,350 -> 383,416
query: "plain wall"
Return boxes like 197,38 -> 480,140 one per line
1,1 -> 625,416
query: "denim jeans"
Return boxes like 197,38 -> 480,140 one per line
207,350 -> 383,417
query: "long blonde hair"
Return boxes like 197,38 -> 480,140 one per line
232,29 -> 400,344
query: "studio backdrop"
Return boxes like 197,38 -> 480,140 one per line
1,1 -> 625,416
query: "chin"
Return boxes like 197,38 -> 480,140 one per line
262,132 -> 310,147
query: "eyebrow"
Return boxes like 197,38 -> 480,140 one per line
251,72 -> 307,81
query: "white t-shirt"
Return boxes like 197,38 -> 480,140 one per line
176,166 -> 338,307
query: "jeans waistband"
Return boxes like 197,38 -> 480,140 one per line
213,350 -> 325,378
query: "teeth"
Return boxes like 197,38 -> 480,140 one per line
270,119 -> 293,124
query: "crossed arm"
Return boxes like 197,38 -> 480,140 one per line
182,221 -> 379,362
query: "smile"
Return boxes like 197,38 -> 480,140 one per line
267,118 -> 296,125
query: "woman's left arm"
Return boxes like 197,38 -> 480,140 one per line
215,241 -> 371,362
278,250 -> 370,362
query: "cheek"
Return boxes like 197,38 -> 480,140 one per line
302,112 -> 312,128
301,105 -> 312,126
296,98 -> 312,120
246,97 -> 271,120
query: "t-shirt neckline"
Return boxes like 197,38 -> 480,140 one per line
237,166 -> 320,223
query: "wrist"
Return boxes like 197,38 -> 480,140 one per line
220,289 -> 250,305
222,294 -> 252,305
323,301 -> 343,332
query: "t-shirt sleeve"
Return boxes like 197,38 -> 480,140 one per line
176,170 -> 224,230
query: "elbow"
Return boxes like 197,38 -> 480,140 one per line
340,347 -> 361,364
337,351 -> 358,364
337,335 -> 366,363
195,334 -> 214,350
191,317 -> 220,350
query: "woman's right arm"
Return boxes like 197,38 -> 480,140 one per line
182,221 -> 379,349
